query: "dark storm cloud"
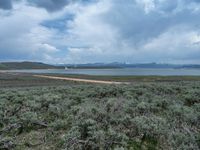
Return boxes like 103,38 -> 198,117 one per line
0,0 -> 71,11
0,0 -> 12,10
0,0 -> 97,11
27,0 -> 71,12
27,0 -> 97,12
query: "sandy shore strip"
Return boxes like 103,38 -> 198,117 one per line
33,75 -> 129,85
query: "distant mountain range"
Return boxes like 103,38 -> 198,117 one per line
0,62 -> 200,70
65,62 -> 200,69
0,62 -> 64,70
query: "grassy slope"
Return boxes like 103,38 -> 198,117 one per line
0,62 -> 63,70
0,73 -> 200,149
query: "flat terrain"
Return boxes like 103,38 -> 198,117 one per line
38,73 -> 200,82
0,72 -> 77,88
0,72 -> 200,149
33,75 -> 126,84
1,71 -> 200,88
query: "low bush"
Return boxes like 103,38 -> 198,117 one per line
0,81 -> 199,149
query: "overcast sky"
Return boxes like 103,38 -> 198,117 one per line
0,0 -> 200,64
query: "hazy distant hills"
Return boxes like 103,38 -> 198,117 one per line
0,62 -> 64,70
65,62 -> 200,69
0,62 -> 200,70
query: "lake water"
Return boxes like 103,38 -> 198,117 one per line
8,68 -> 200,76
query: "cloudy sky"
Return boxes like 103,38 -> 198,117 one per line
0,0 -> 200,64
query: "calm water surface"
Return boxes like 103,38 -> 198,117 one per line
8,68 -> 200,76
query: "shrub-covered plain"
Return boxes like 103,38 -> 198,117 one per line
0,81 -> 200,150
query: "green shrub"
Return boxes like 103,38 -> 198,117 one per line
0,81 -> 199,149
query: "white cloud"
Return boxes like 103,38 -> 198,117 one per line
39,43 -> 59,53
0,1 -> 63,62
62,0 -> 200,63
136,0 -> 155,13
141,26 -> 200,61
0,0 -> 200,63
